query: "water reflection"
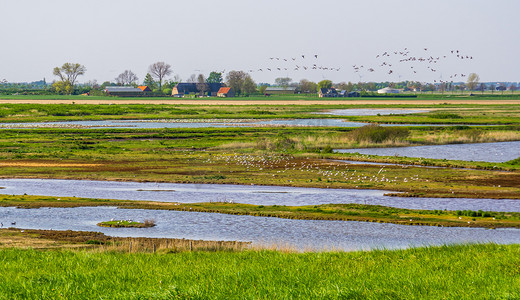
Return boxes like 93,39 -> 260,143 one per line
0,179 -> 518,212
335,141 -> 520,163
1,206 -> 518,251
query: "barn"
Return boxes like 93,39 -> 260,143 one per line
172,83 -> 224,97
217,87 -> 235,97
105,86 -> 144,97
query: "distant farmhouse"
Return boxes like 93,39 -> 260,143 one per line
217,87 -> 235,97
318,88 -> 338,98
138,86 -> 152,92
319,88 -> 360,98
105,86 -> 144,97
172,83 -> 225,97
264,87 -> 297,95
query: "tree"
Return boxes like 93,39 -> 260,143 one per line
242,75 -> 257,95
274,77 -> 292,90
510,84 -> 517,94
466,73 -> 480,91
143,73 -> 156,90
187,74 -> 197,83
52,81 -> 73,95
497,83 -> 507,94
226,70 -> 248,96
196,74 -> 209,96
115,70 -> 139,86
148,62 -> 172,89
52,63 -> 86,92
299,79 -> 317,94
317,80 -> 332,92
258,85 -> 267,94
207,72 -> 223,84
478,83 -> 486,94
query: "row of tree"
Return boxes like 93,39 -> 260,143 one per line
23,63 -> 519,96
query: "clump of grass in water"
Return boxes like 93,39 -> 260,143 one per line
97,219 -> 156,228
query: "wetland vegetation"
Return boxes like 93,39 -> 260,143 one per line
0,101 -> 518,297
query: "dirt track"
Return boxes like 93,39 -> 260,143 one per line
1,99 -> 520,105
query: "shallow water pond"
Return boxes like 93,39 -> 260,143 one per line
335,141 -> 520,163
315,108 -> 430,116
1,206 -> 518,251
0,179 -> 518,212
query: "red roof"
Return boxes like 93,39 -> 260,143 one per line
138,86 -> 151,92
218,87 -> 232,94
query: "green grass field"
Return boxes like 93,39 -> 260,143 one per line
0,244 -> 518,299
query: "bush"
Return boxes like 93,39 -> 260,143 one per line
430,113 -> 463,119
349,124 -> 409,143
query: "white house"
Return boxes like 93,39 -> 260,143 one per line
377,87 -> 400,94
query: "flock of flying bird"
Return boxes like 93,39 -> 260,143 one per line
245,48 -> 474,83
353,47 -> 474,83
247,54 -> 342,74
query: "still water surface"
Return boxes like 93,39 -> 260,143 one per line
315,108 -> 430,116
1,206 -> 518,251
335,141 -> 520,163
0,179 -> 518,212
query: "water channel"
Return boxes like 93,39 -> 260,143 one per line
315,108 -> 430,116
0,179 -> 518,212
1,206 -> 518,251
335,141 -> 520,163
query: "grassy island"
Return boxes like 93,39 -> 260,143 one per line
97,219 -> 156,228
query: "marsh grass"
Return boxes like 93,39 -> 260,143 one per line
97,219 -> 156,228
0,244 -> 518,299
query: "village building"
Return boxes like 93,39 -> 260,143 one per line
171,83 -> 224,97
138,86 -> 152,92
318,88 -> 338,97
217,87 -> 235,97
104,86 -> 144,97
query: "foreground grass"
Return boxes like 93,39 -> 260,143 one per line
1,195 -> 519,228
0,244 -> 518,299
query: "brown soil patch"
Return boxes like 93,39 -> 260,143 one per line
0,161 -> 102,167
0,228 -> 250,252
1,99 -> 520,105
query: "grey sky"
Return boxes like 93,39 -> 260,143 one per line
1,0 -> 518,84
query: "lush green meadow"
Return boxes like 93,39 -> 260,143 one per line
0,244 -> 518,299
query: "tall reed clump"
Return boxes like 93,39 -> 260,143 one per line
349,124 -> 410,144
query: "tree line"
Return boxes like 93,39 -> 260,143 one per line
2,62 -> 517,96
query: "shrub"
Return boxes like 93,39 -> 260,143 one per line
349,124 -> 409,143
430,113 -> 463,119
143,219 -> 156,227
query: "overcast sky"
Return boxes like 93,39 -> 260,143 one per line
1,0 -> 518,84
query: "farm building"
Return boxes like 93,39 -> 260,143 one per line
172,83 -> 224,97
105,86 -> 144,97
138,86 -> 152,92
377,87 -> 400,94
264,87 -> 297,95
217,87 -> 235,97
318,88 -> 338,97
